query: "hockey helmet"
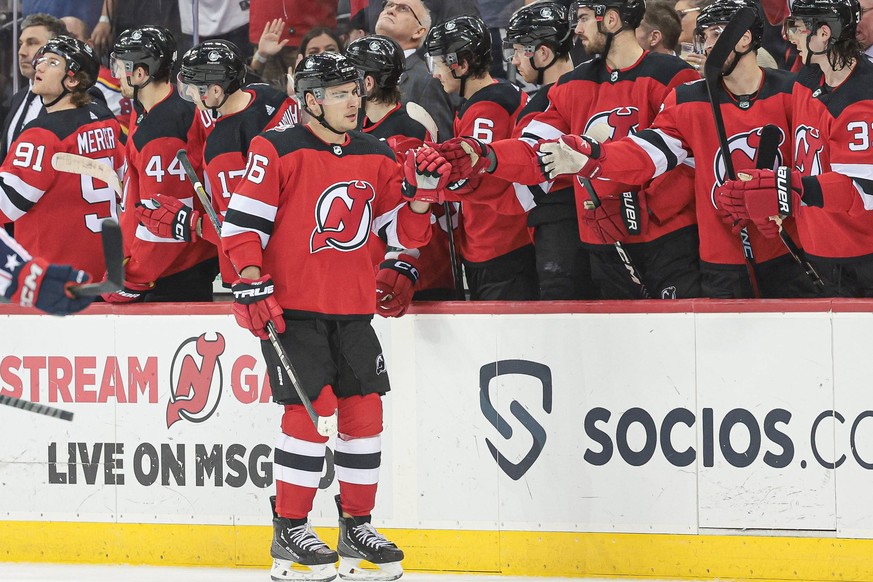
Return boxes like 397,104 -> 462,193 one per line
179,40 -> 246,97
425,15 -> 492,73
504,2 -> 574,62
345,35 -> 406,90
112,25 -> 177,80
570,0 -> 646,30
789,0 -> 860,42
695,0 -> 764,52
294,52 -> 365,106
34,35 -> 99,89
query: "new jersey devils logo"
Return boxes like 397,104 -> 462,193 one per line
584,107 -> 640,141
166,333 -> 225,428
794,125 -> 824,175
310,180 -> 375,253
710,126 -> 785,208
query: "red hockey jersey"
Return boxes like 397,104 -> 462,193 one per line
598,68 -> 800,266
222,124 -> 431,317
0,102 -> 123,277
454,80 -> 532,264
490,51 -> 699,245
202,84 -> 297,284
789,58 -> 873,260
121,90 -> 216,285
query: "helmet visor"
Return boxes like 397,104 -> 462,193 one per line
109,53 -> 135,78
502,41 -> 536,63
176,71 -> 209,105
316,78 -> 366,105
693,24 -> 724,54
783,16 -> 814,39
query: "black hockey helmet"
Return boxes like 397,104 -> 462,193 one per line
294,52 -> 365,105
35,35 -> 99,89
504,2 -> 574,60
570,0 -> 646,30
425,15 -> 492,74
790,0 -> 860,42
344,35 -> 405,90
112,25 -> 177,79
179,40 -> 246,95
695,0 -> 764,51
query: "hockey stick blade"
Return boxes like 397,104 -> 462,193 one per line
52,152 -> 123,198
0,394 -> 73,421
69,219 -> 124,297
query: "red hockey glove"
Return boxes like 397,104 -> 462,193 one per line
713,207 -> 751,236
10,257 -> 94,316
716,167 -> 803,239
537,135 -> 604,180
232,275 -> 285,340
101,279 -> 154,303
437,137 -> 496,182
581,192 -> 649,245
375,255 -> 420,318
135,194 -> 201,242
400,146 -> 452,204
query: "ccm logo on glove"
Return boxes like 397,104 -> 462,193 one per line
17,262 -> 44,307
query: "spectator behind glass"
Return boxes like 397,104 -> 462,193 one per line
249,0 -> 338,87
91,0 -> 182,57
285,27 -> 343,96
858,0 -> 873,59
22,0 -> 101,30
636,1 -> 682,54
177,0 -> 251,60
374,0 -> 455,141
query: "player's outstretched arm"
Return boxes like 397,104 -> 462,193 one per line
538,135 -> 605,180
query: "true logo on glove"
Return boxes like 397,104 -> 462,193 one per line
233,283 -> 275,300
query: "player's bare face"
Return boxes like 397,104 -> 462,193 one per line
31,53 -> 68,100
321,81 -> 363,132
575,9 -> 606,54
18,25 -> 52,79
430,57 -> 461,95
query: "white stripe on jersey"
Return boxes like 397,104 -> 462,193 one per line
0,171 -> 45,221
522,119 -> 564,142
512,183 -> 537,212
629,130 -> 689,178
371,201 -> 404,250
833,163 -> 873,210
224,194 -> 278,249
136,224 -> 186,243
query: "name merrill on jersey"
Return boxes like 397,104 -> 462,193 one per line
77,126 -> 118,156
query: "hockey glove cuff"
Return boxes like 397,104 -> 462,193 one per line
232,275 -> 286,340
101,279 -> 154,304
135,194 -> 201,242
438,137 -> 497,182
375,255 -> 420,318
11,258 -> 95,316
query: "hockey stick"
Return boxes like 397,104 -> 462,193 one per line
581,180 -> 651,299
442,202 -> 465,300
739,126 -> 825,288
51,152 -> 123,199
174,149 -> 335,438
0,394 -> 73,421
704,6 -> 762,297
68,219 -> 124,297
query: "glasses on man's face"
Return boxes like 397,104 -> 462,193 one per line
382,1 -> 423,27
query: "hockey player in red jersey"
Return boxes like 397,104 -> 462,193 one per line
222,52 -> 436,581
134,39 -> 296,288
103,26 -> 217,303
0,35 -> 122,279
716,0 -> 873,296
437,0 -> 702,299
503,2 -> 593,299
425,15 -> 538,300
538,0 -> 820,298
346,34 -> 457,304
0,229 -> 93,316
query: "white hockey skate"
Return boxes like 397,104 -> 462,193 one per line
335,495 -> 404,581
270,496 -> 338,582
